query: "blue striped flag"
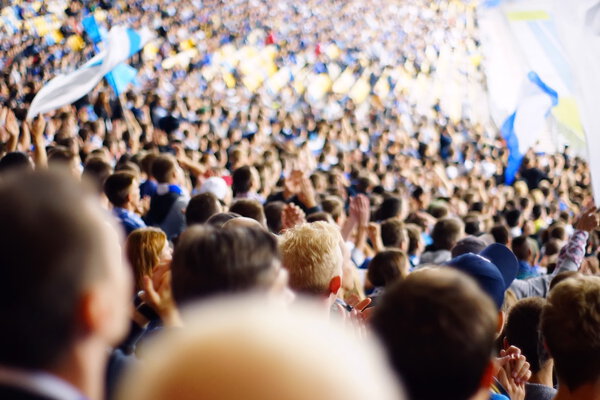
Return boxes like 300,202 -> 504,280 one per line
501,71 -> 558,184
27,26 -> 153,119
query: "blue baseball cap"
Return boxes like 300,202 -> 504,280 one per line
446,244 -> 519,309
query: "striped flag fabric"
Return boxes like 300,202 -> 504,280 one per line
27,26 -> 153,119
501,71 -> 558,184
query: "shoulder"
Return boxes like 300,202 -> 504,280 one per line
0,384 -> 56,400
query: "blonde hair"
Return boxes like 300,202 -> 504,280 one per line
279,221 -> 343,295
126,227 -> 167,291
541,275 -> 600,390
514,181 -> 529,197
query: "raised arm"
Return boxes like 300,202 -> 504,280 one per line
30,116 -> 47,169
555,206 -> 598,274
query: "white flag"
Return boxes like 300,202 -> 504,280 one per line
553,0 -> 600,204
27,26 -> 154,119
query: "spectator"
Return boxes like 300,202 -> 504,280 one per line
126,227 -> 171,292
119,297 -> 403,400
229,198 -> 267,227
104,171 -> 147,235
367,249 -> 409,302
505,209 -> 523,238
380,218 -> 408,250
420,217 -> 464,264
512,236 -> 539,280
541,276 -> 600,400
186,192 -> 222,225
171,225 -> 287,306
0,171 -> 131,400
491,225 -> 511,246
405,223 -> 425,267
504,298 -> 556,400
372,268 -> 499,400
145,154 -> 188,241
279,222 -> 344,304
264,201 -> 286,234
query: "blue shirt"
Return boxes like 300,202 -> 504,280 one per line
114,207 -> 146,235
517,260 -> 539,280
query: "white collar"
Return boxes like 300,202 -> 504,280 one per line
0,365 -> 85,400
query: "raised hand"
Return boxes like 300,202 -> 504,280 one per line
574,205 -> 599,232
280,203 -> 306,232
350,194 -> 370,227
297,175 -> 317,209
140,262 -> 181,327
30,115 -> 46,142
5,109 -> 19,138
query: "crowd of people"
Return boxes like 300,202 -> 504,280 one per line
0,0 -> 599,400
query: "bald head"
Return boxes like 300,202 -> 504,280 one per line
222,216 -> 266,230
119,297 -> 403,400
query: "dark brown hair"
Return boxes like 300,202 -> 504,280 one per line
104,172 -> 136,208
172,225 -> 280,304
372,268 -> 497,400
0,171 -> 108,369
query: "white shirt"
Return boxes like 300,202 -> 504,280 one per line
0,366 -> 85,400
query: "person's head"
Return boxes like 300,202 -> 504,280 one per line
140,152 -> 158,179
171,225 -> 282,305
372,268 -> 498,400
322,195 -> 346,226
511,235 -> 532,262
447,243 -> 519,311
0,171 -> 131,372
206,212 -> 241,228
48,146 -> 80,177
118,297 -> 403,400
263,201 -> 285,234
451,236 -> 487,258
306,211 -> 335,224
503,297 -> 551,375
367,250 -> 409,288
464,215 -> 482,236
186,192 -> 222,225
229,199 -> 266,227
222,216 -> 265,230
0,151 -> 33,174
405,223 -> 424,256
151,154 -> 178,184
126,228 -> 170,292
541,276 -> 600,391
431,217 -> 464,250
548,223 -> 567,242
505,209 -> 522,229
377,196 -> 405,221
381,218 -> 408,250
82,157 -> 113,195
542,239 -> 561,260
428,202 -> 449,219
104,171 -> 140,209
279,222 -> 344,296
549,271 -> 581,291
232,165 -> 253,196
491,224 -> 510,245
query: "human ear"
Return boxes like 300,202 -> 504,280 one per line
496,311 -> 505,336
328,275 -> 342,296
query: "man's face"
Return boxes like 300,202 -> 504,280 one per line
130,179 -> 141,209
89,203 -> 133,345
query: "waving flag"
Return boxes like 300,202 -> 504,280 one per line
27,26 -> 153,119
553,0 -> 600,204
501,71 -> 558,184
